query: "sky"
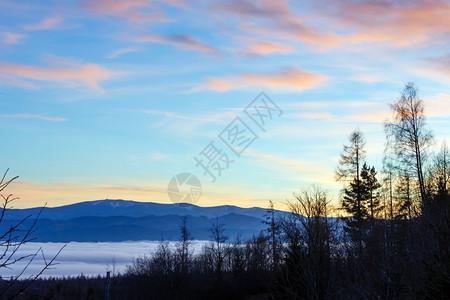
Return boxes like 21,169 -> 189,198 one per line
1,0 -> 449,210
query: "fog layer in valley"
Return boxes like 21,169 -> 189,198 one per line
2,241 -> 208,278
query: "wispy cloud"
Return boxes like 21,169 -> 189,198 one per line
243,150 -> 335,188
136,34 -> 218,54
192,67 -> 328,92
23,17 -> 63,31
418,53 -> 450,83
322,0 -> 450,48
215,0 -> 342,51
0,59 -> 117,91
81,0 -> 167,23
4,113 -> 67,122
137,108 -> 238,138
215,0 -> 450,51
351,73 -> 383,84
349,110 -> 391,123
425,94 -> 450,118
0,31 -> 27,44
215,0 -> 290,19
0,73 -> 38,89
150,151 -> 167,160
107,46 -> 141,59
240,41 -> 293,56
141,108 -> 236,126
245,150 -> 318,174
295,112 -> 335,120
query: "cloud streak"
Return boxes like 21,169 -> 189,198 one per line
245,150 -> 318,174
82,0 -> 167,23
240,41 -> 293,56
107,46 -> 141,59
4,113 -> 67,122
23,17 -> 63,31
0,60 -> 117,91
425,94 -> 450,118
192,67 -> 328,92
420,53 -> 450,82
0,31 -> 26,44
215,0 -> 450,51
215,0 -> 342,51
323,0 -> 450,48
136,34 -> 218,54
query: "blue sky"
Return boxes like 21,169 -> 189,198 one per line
1,0 -> 449,209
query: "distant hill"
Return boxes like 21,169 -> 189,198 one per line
4,199 -> 273,220
1,199 -> 288,242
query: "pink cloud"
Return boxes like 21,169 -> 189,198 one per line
215,0 -> 450,50
136,34 -> 218,53
23,17 -> 63,31
0,60 -> 116,91
0,31 -> 27,44
192,67 -> 328,92
321,0 -> 450,47
240,41 -> 293,56
4,113 -> 67,122
82,0 -> 167,23
215,0 -> 342,50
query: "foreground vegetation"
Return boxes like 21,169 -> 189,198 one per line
1,83 -> 449,299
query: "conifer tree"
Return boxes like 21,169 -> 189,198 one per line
360,163 -> 382,220
336,129 -> 366,255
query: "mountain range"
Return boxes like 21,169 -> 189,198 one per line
1,200 -> 286,242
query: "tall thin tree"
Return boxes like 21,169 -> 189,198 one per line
385,83 -> 433,209
336,128 -> 366,256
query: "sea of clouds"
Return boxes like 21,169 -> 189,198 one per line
1,241 -> 209,279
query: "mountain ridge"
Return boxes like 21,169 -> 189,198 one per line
5,199 -> 280,220
1,199 -> 287,242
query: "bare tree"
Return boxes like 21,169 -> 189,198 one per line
174,216 -> 193,275
428,141 -> 450,199
385,83 -> 434,209
280,186 -> 336,299
207,216 -> 230,280
0,169 -> 65,298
